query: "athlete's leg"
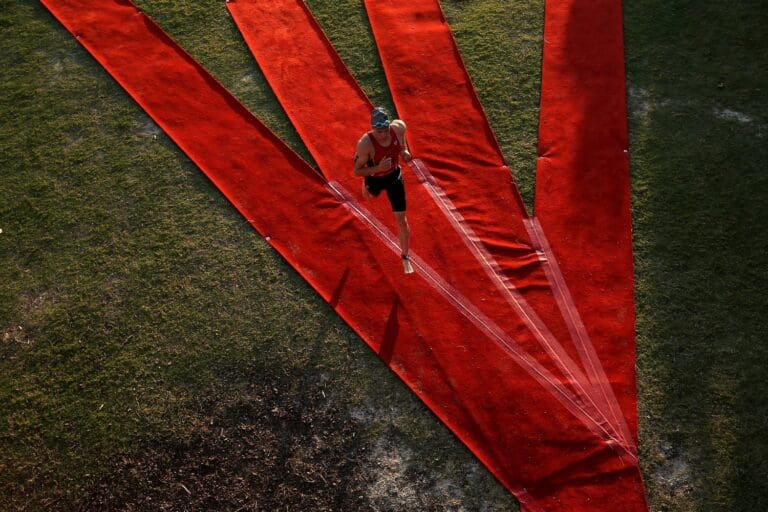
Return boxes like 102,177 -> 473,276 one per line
362,179 -> 373,199
385,171 -> 409,256
394,211 -> 410,257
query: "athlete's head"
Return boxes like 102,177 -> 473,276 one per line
371,107 -> 392,144
371,107 -> 390,130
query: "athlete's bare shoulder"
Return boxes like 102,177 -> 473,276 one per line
355,133 -> 374,162
390,119 -> 407,133
357,132 -> 373,151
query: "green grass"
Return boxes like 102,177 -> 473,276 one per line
626,1 -> 768,511
1,0 -> 766,511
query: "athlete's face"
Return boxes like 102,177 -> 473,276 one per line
372,126 -> 390,144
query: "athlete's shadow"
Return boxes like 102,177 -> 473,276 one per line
378,296 -> 400,365
328,268 -> 400,364
328,268 -> 351,309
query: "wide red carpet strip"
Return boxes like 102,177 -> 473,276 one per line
409,156 -> 632,446
326,180 -> 624,447
411,155 -> 633,451
225,0 -> 621,434
41,1 -> 639,510
225,0 -> 624,437
364,0 -> 647,510
535,0 -> 640,446
228,1 -> 643,510
361,0 -> 629,432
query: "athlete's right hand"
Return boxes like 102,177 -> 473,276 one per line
376,157 -> 392,174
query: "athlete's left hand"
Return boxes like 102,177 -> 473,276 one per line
401,149 -> 412,162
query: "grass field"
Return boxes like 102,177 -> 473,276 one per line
1,1 -> 766,511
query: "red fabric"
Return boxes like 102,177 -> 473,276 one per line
360,0 -> 610,399
226,0 -> 583,391
40,0 -> 647,509
40,8 -> 635,511
535,0 -> 640,445
364,0 -> 647,510
229,1 -> 646,510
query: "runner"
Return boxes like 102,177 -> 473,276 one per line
353,107 -> 413,273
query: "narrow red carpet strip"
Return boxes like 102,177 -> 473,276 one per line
535,0 -> 640,446
364,0 -> 647,510
229,1 -> 644,510
41,1 -> 639,510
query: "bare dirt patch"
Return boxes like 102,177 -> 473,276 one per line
358,435 -> 475,512
139,120 -> 161,139
75,379 -> 370,511
712,107 -> 754,125
1,291 -> 53,350
651,440 -> 695,502
22,290 -> 51,313
62,374 -> 511,512
2,325 -> 31,346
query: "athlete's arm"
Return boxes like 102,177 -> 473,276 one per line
391,119 -> 412,162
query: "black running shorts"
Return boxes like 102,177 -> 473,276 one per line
364,167 -> 406,212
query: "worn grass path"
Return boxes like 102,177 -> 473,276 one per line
1,1 -> 766,511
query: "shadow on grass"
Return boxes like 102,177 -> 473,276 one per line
625,1 -> 768,511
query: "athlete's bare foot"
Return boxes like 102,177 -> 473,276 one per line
402,253 -> 413,274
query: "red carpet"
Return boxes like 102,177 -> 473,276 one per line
41,0 -> 646,509
229,1 -> 645,510
535,0 -> 640,445
364,0 -> 647,510
361,0 -> 630,425
42,5 -> 640,510
225,0 -> 621,418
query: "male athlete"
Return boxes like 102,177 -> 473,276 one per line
353,107 -> 413,274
